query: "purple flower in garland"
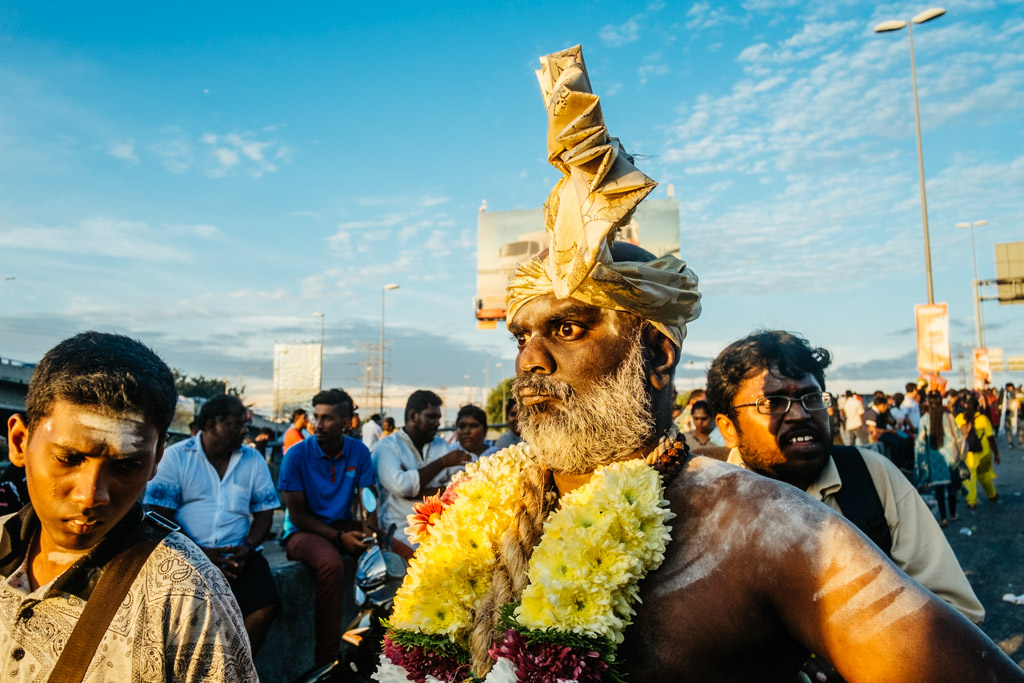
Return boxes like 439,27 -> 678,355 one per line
383,636 -> 471,683
488,629 -> 609,682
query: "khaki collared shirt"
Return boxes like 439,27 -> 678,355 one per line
0,507 -> 258,681
727,447 -> 984,623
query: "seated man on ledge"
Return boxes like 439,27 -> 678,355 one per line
145,393 -> 282,656
278,387 -> 376,668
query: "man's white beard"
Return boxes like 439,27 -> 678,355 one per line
515,332 -> 655,473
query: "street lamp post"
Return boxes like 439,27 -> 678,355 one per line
380,284 -> 399,417
312,312 -> 325,390
495,362 -> 505,412
875,7 -> 946,305
956,220 -> 989,348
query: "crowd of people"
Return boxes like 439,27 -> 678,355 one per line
3,44 -> 1023,683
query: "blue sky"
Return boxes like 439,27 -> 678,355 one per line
1,0 -> 1022,413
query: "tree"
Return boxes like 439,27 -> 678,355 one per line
485,377 -> 516,426
172,369 -> 228,400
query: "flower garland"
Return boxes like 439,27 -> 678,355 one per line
375,442 -> 676,683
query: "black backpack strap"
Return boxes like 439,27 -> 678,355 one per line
830,446 -> 893,558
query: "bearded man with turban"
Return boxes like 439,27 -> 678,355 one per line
374,46 -> 1020,683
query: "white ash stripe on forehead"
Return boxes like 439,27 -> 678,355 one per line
813,520 -> 929,643
74,410 -> 149,454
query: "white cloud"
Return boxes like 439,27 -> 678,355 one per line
108,140 -> 139,165
417,195 -> 450,208
601,18 -> 641,47
599,2 -> 667,47
0,218 -> 190,261
168,223 -> 222,239
200,129 -> 292,178
151,126 -> 193,174
638,52 -> 670,85
686,1 -> 735,30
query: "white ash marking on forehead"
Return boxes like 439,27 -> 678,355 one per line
651,458 -> 821,597
813,519 -> 928,642
74,409 -> 149,454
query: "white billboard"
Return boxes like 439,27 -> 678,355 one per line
273,343 -> 322,420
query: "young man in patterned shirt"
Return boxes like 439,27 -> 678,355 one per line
3,331 -> 257,681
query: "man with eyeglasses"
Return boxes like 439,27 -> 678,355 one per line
707,331 -> 983,626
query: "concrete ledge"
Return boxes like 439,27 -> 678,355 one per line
254,513 -> 357,683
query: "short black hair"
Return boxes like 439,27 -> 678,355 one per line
196,394 -> 246,431
291,408 -> 307,421
405,390 -> 442,421
369,413 -> 382,423
26,331 -> 177,433
456,404 -> 487,430
312,388 -> 355,419
706,330 -> 831,419
691,400 -> 710,416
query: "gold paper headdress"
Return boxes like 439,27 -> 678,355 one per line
507,45 -> 701,346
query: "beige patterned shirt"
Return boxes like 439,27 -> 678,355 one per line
0,509 -> 258,682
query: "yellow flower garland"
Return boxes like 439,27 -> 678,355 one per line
389,444 -> 674,651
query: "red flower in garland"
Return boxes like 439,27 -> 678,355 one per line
406,494 -> 447,544
488,629 -> 609,683
383,636 -> 469,683
440,478 -> 464,505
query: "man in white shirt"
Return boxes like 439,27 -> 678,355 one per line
1002,382 -> 1022,449
362,413 -> 384,450
372,390 -> 471,554
842,390 -> 866,445
901,382 -> 923,431
146,394 -> 281,655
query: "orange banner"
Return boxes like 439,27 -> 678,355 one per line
974,348 -> 991,388
915,303 -> 951,373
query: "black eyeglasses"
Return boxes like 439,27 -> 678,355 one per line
734,392 -> 833,415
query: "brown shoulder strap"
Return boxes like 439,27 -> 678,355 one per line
47,523 -> 172,683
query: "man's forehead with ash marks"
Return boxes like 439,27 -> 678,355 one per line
46,406 -> 155,457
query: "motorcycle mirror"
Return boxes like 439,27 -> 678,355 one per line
361,487 -> 378,514
354,584 -> 367,608
383,551 -> 407,578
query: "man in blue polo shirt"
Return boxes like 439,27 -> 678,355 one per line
278,387 -> 376,668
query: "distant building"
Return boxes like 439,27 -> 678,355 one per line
273,343 -> 322,420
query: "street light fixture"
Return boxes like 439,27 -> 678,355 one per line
955,220 -> 989,348
495,362 -> 506,411
380,284 -> 399,417
874,7 -> 946,305
312,312 -> 325,390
